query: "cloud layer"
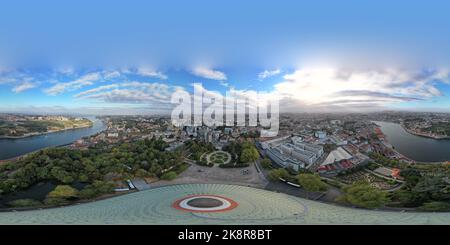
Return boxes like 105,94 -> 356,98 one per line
75,81 -> 183,106
272,67 -> 450,110
1,66 -> 450,114
13,81 -> 37,93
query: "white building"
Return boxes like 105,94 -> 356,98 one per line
265,136 -> 324,171
314,131 -> 327,139
107,133 -> 119,138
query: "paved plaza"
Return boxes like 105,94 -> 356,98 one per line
152,163 -> 267,188
0,184 -> 449,225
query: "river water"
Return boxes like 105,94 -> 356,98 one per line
0,117 -> 106,160
374,121 -> 450,162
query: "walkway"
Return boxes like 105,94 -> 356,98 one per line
0,184 -> 448,225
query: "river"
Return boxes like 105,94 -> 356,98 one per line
0,117 -> 106,160
374,121 -> 450,162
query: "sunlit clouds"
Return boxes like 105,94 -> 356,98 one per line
273,67 -> 450,110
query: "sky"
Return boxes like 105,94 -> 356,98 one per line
1,0 -> 450,115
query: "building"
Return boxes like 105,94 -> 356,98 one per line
329,135 -> 347,146
107,133 -> 119,138
197,127 -> 211,142
322,147 -> 352,166
314,131 -> 327,139
266,147 -> 306,170
265,136 -> 324,171
330,120 -> 341,125
224,127 -> 233,135
258,135 -> 290,150
185,126 -> 197,137
318,152 -> 369,176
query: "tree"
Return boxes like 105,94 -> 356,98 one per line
135,168 -> 149,178
339,182 -> 389,209
161,171 -> 177,180
268,168 -> 289,181
79,181 -> 114,199
260,158 -> 272,169
78,174 -> 89,182
240,146 -> 259,163
400,168 -> 422,187
47,185 -> 79,199
412,175 -> 450,201
62,175 -> 75,184
392,189 -> 426,207
297,174 -> 328,199
79,188 -> 98,199
45,185 -> 79,205
0,136 -> 183,200
418,202 -> 450,212
7,199 -> 42,208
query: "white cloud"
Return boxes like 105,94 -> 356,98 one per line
272,67 -> 450,110
82,89 -> 159,103
258,68 -> 281,80
12,81 -> 37,93
44,72 -> 101,95
192,67 -> 227,80
74,84 -> 120,97
75,81 -> 181,104
136,67 -> 168,80
0,73 -> 37,93
103,71 -> 121,80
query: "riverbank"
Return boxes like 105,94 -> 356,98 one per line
0,118 -> 106,160
400,123 -> 450,140
0,121 -> 94,139
373,121 -> 450,163
0,141 -> 76,163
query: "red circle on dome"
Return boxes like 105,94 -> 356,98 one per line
172,194 -> 238,213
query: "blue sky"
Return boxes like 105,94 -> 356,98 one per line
1,0 -> 450,114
